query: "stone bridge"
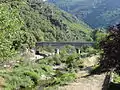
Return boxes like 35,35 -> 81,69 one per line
36,42 -> 94,54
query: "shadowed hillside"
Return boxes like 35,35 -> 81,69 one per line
48,0 -> 120,28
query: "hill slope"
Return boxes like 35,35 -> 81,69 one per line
0,0 -> 93,59
48,0 -> 120,28
23,0 -> 93,42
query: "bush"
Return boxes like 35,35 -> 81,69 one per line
0,62 -> 54,90
90,64 -> 101,74
65,54 -> 83,72
52,55 -> 61,65
113,73 -> 120,83
60,45 -> 76,56
24,71 -> 39,85
85,47 -> 98,55
52,73 -> 76,85
39,55 -> 62,65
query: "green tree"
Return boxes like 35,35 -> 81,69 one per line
0,3 -> 23,60
100,24 -> 120,72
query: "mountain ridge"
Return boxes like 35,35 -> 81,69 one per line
48,0 -> 120,28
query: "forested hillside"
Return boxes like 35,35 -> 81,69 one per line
0,1 -> 96,89
0,0 -> 93,59
2,0 -> 120,90
48,0 -> 120,28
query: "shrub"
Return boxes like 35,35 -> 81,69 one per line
113,73 -> 120,83
0,62 -> 54,90
60,45 -> 76,56
90,64 -> 101,74
85,47 -> 98,55
52,55 -> 61,65
65,54 -> 83,72
24,71 -> 39,85
52,73 -> 76,85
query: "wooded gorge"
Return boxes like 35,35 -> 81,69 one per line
49,0 -> 120,28
0,0 -> 93,60
0,0 -> 95,89
1,0 -> 120,90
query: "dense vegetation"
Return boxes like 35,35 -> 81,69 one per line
48,0 -> 120,28
3,0 -> 119,89
100,24 -> 120,72
0,0 -> 93,60
0,45 -> 91,90
0,0 -> 95,90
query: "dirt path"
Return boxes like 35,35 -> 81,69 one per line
59,73 -> 105,90
59,55 -> 106,90
0,77 -> 5,90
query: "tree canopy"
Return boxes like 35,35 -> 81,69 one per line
100,24 -> 120,72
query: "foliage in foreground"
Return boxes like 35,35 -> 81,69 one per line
100,24 -> 120,72
0,53 -> 83,90
113,73 -> 120,84
0,63 -> 54,90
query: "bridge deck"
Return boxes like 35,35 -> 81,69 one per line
36,42 -> 94,47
